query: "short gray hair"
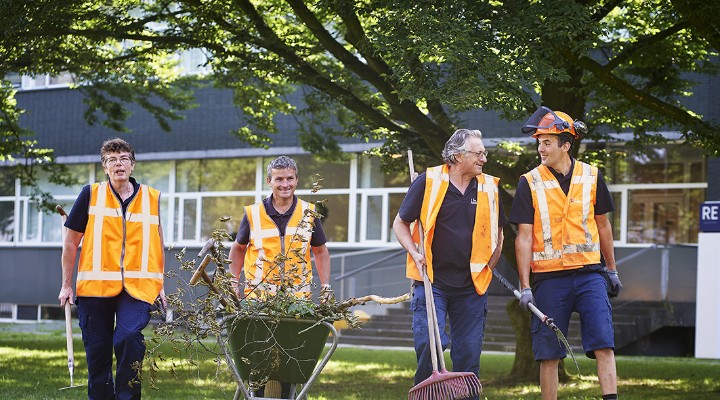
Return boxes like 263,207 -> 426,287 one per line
442,129 -> 483,165
266,156 -> 298,179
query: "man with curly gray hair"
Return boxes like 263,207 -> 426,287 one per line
393,129 -> 506,398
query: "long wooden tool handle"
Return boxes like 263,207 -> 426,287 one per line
408,149 -> 445,371
64,302 -> 74,356
64,299 -> 75,385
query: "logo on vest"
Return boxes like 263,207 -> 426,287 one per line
471,197 -> 477,205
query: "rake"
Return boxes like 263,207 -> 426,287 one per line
407,150 -> 481,400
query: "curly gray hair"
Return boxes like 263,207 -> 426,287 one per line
442,129 -> 483,165
266,156 -> 298,179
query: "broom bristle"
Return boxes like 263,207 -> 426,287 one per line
408,371 -> 482,400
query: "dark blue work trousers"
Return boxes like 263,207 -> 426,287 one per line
76,290 -> 151,400
411,284 -> 488,400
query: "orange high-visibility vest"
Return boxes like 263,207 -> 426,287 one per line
405,165 -> 501,295
243,199 -> 315,298
524,161 -> 601,273
77,182 -> 164,304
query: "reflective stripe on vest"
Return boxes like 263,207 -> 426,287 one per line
405,165 -> 500,295
243,199 -> 314,297
525,161 -> 600,272
77,182 -> 164,303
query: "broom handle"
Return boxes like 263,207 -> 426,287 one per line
422,256 -> 447,372
409,150 -> 445,372
420,254 -> 440,372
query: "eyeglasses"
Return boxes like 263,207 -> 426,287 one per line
105,156 -> 133,166
466,150 -> 489,159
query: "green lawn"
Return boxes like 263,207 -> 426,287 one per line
1,323 -> 719,399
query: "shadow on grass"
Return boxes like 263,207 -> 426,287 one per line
2,327 -> 720,399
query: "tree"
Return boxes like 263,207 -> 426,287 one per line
1,0 -> 718,382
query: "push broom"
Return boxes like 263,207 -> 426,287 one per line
406,150 -> 482,400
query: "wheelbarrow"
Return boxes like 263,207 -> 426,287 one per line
190,238 -> 339,399
217,314 -> 339,400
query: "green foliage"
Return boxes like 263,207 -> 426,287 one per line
2,0 -> 718,180
0,0 -> 196,210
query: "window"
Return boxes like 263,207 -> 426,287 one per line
0,169 -> 15,196
610,192 -> 622,241
607,146 -> 705,184
200,196 -> 254,241
201,159 -> 256,191
264,155 -> 350,190
133,161 -> 171,192
42,200 -> 74,242
176,158 -> 256,192
358,156 -> 408,188
300,193 -> 349,242
0,202 -> 14,242
178,48 -> 210,76
20,165 -> 88,197
4,72 -> 21,88
607,144 -> 707,244
627,188 -> 704,244
20,72 -> 74,90
176,160 -> 200,192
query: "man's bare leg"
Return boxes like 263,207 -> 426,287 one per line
595,348 -> 618,396
540,359 -> 560,400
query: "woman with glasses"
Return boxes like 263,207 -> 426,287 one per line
58,137 -> 166,400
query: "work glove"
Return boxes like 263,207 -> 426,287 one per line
519,288 -> 534,312
605,269 -> 623,298
320,284 -> 335,304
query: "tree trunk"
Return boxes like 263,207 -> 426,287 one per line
506,298 -> 538,381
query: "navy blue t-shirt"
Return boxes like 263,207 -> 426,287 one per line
65,177 -> 141,233
398,172 -> 507,290
236,195 -> 327,247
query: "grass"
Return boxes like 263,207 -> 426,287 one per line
1,323 -> 719,399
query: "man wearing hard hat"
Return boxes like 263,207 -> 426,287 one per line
509,107 -> 622,400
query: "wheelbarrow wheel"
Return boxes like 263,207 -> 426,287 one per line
264,380 -> 282,398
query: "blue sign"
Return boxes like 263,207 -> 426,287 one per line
700,201 -> 720,232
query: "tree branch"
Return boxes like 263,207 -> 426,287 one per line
606,21 -> 691,71
591,0 -> 624,22
574,54 -> 704,128
334,3 -> 453,149
230,0 -> 414,136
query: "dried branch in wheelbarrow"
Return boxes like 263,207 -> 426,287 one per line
143,175 -> 411,394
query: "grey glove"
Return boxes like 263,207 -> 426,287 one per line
519,288 -> 534,312
606,269 -> 622,298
